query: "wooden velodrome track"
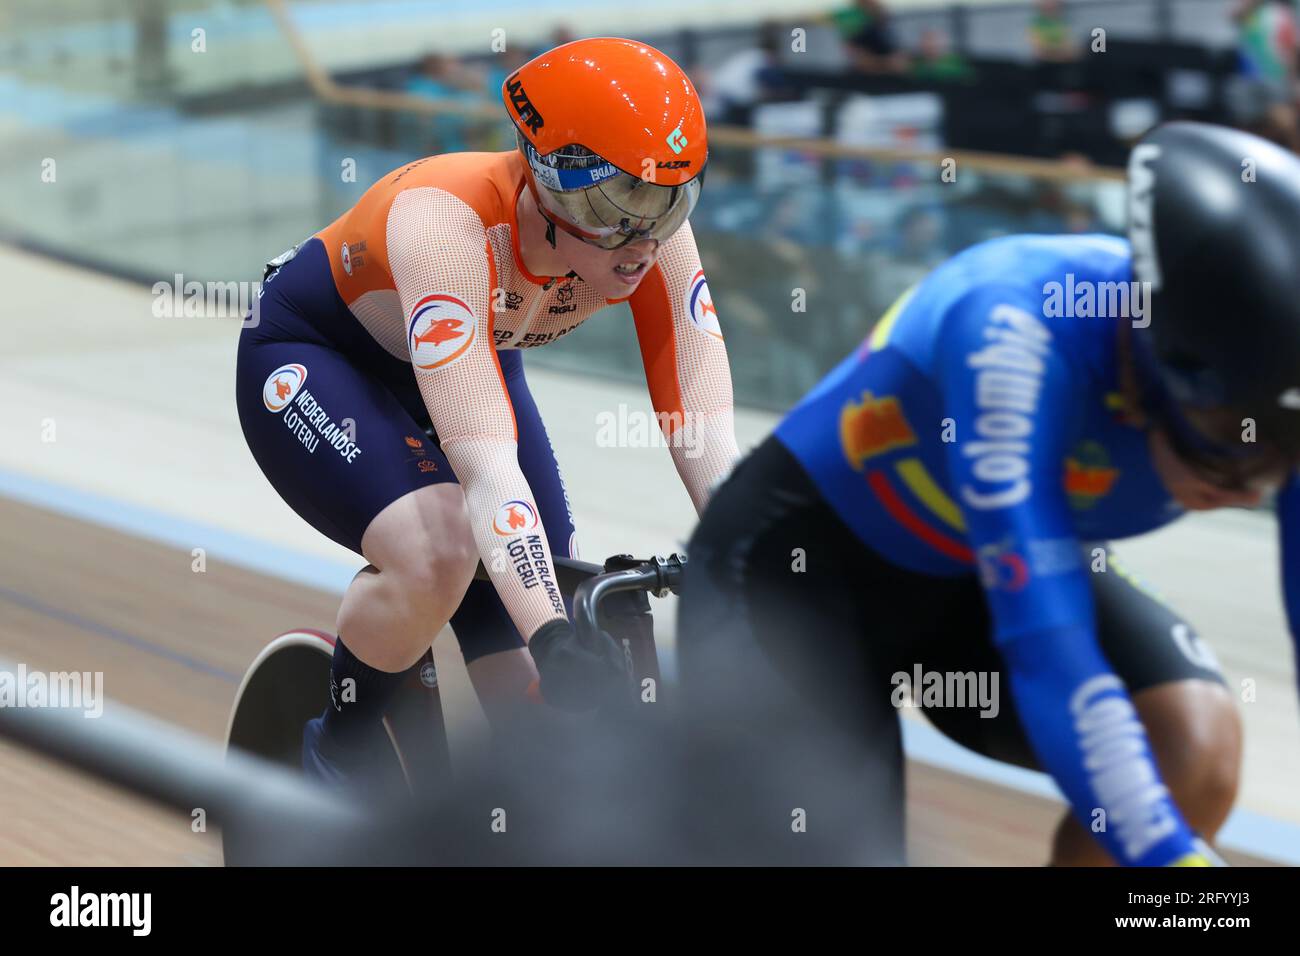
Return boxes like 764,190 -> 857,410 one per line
0,247 -> 1294,866
0,492 -> 1075,866
0,494 -> 1277,866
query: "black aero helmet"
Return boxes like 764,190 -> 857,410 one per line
1128,121 -> 1300,472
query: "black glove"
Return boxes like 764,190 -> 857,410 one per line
528,619 -> 630,712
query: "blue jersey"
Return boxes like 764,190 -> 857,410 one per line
776,234 -> 1300,865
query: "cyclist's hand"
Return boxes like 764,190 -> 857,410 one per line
527,619 -> 630,712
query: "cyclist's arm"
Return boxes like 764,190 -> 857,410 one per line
1275,472 -> 1300,699
388,189 -> 566,641
629,221 -> 740,513
937,285 -> 1202,866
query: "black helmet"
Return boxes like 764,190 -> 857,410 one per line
1128,121 -> 1300,481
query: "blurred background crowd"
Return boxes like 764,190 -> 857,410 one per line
5,0 -> 1300,407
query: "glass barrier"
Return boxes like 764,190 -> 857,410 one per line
314,103 -> 1127,409
1,0 -> 324,287
2,1 -> 1126,412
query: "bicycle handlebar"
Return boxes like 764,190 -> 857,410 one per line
472,552 -> 686,644
572,554 -> 686,645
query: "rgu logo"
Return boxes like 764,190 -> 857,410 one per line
840,392 -> 916,468
506,73 -> 544,134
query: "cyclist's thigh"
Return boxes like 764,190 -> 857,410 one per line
449,350 -> 577,664
1092,549 -> 1226,691
905,581 -> 1036,766
236,331 -> 454,555
680,439 -> 873,719
918,546 -> 1228,769
679,436 -> 904,862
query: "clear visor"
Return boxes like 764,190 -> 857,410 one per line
520,134 -> 703,250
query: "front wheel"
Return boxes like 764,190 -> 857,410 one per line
225,629 -> 337,769
222,629 -> 411,865
222,630 -> 448,865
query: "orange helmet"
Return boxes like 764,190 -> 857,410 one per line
502,37 -> 708,249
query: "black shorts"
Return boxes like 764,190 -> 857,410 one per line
676,436 -> 1225,859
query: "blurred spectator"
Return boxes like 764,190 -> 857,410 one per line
485,44 -> 531,99
486,27 -> 576,101
549,25 -> 577,49
909,27 -> 972,83
405,53 -> 487,153
698,21 -> 796,125
407,52 -> 484,99
482,45 -> 533,149
1028,0 -> 1080,62
1230,0 -> 1300,150
830,1 -> 910,75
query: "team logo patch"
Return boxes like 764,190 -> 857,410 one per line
685,270 -> 721,339
408,294 -> 477,370
840,391 -> 916,467
976,540 -> 1030,592
492,499 -> 538,536
341,242 -> 352,276
263,363 -> 307,413
1064,441 -> 1119,509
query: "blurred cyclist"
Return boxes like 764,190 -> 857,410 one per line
236,38 -> 739,783
677,122 -> 1300,866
